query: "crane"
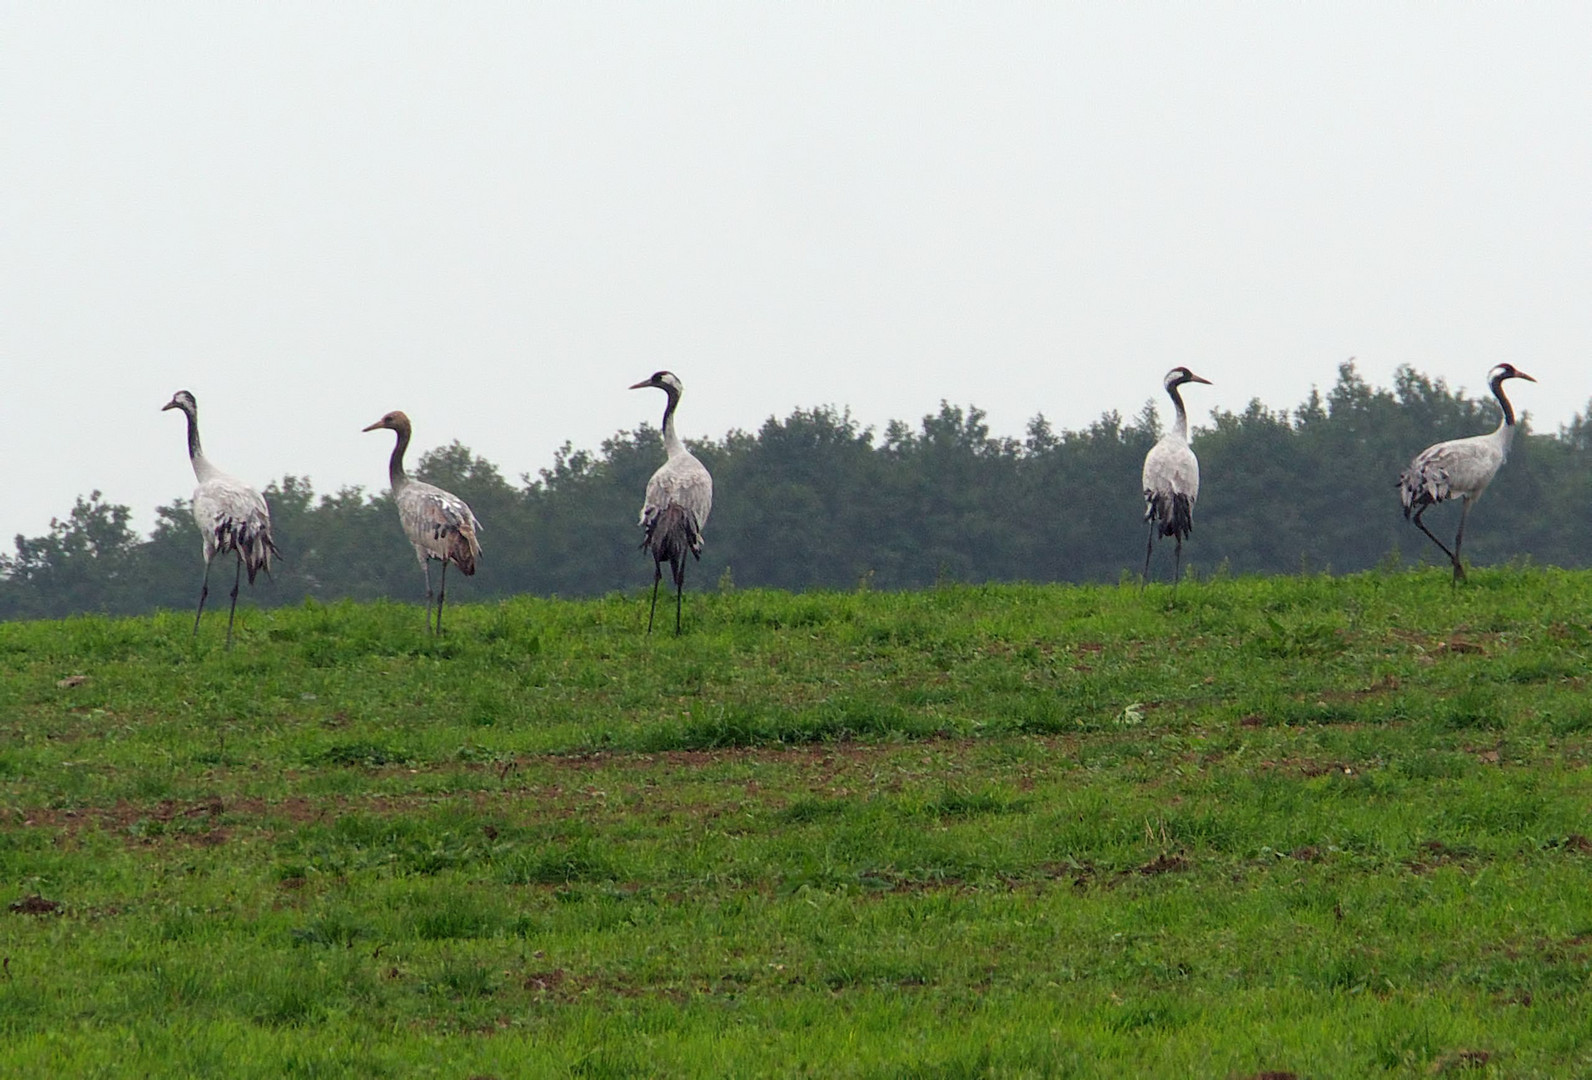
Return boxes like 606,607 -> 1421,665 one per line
162,390 -> 279,646
362,411 -> 482,633
1398,363 -> 1536,582
630,371 -> 713,634
1141,367 -> 1213,590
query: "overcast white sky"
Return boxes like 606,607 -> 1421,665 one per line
5,4 -> 1591,543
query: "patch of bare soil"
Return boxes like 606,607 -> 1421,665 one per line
11,794 -> 430,841
9,895 -> 61,915
1298,761 -> 1358,778
547,738 -> 957,775
516,966 -> 682,1004
1406,839 -> 1470,874
1132,852 -> 1190,876
1430,1049 -> 1492,1073
5,734 -> 1092,841
523,968 -> 569,994
1036,852 -> 1196,891
1256,758 -> 1360,778
1317,675 -> 1402,703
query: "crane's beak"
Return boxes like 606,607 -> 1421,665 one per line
628,379 -> 653,390
1188,373 -> 1213,385
160,399 -> 180,412
361,419 -> 385,432
1515,371 -> 1538,383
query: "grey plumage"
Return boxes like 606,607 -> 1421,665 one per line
162,390 -> 279,646
1141,367 -> 1212,589
1398,363 -> 1535,581
363,410 -> 482,633
631,371 -> 713,634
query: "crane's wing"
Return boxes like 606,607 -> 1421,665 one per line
1141,440 -> 1200,540
192,474 -> 277,579
640,453 -> 713,536
398,482 -> 482,572
1142,440 -> 1199,504
1399,435 -> 1504,513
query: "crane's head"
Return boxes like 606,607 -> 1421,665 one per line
630,371 -> 683,397
161,390 -> 198,416
1488,363 -> 1536,385
1163,367 -> 1213,390
362,410 -> 412,435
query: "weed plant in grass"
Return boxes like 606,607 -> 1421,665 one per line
2,570 -> 1592,1075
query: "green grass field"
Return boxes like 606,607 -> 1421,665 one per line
3,569 -> 1592,1077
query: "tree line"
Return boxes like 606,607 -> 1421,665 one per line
5,361 -> 1589,620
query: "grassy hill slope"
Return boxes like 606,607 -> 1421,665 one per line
3,571 -> 1592,1077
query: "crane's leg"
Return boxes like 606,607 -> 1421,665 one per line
1412,505 -> 1459,569
422,561 -> 435,634
225,554 -> 244,649
1172,535 -> 1183,598
193,554 -> 217,637
1451,500 -> 1472,583
436,561 -> 448,636
646,561 -> 662,635
1141,523 -> 1156,590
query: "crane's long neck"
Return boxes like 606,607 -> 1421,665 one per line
660,388 -> 685,458
388,423 -> 412,491
1492,378 -> 1517,430
181,407 -> 220,483
1167,383 -> 1190,443
1491,377 -> 1518,453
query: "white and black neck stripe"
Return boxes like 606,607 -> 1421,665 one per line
659,385 -> 684,457
1490,372 -> 1518,429
180,404 -> 204,461
1166,381 -> 1190,443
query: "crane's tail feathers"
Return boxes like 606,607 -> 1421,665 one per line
421,517 -> 481,575
447,527 -> 480,576
641,504 -> 703,583
1398,466 -> 1449,519
1144,490 -> 1194,541
212,520 -> 279,585
255,532 -> 283,582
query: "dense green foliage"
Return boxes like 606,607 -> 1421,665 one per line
6,362 -> 1592,618
3,571 -> 1592,1075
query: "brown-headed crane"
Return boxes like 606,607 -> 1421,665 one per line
362,411 -> 482,633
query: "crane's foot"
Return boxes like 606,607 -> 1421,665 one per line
1451,561 -> 1467,584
